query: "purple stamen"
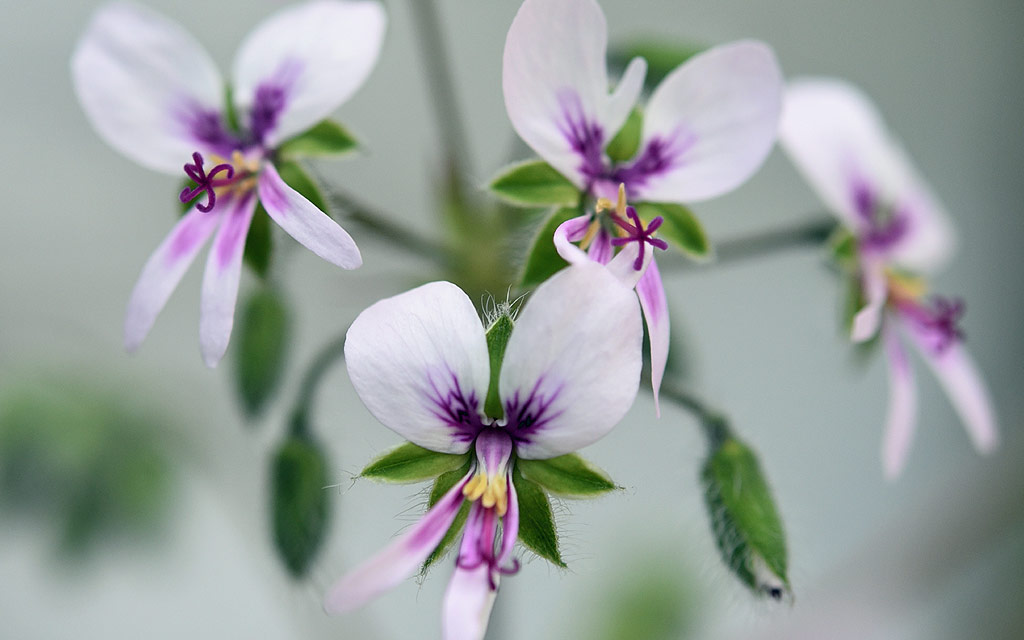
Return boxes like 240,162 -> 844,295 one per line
849,178 -> 911,250
179,152 -> 234,213
900,295 -> 966,353
610,206 -> 669,270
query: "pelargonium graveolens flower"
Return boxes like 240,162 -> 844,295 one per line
780,78 -> 998,478
502,0 -> 783,412
324,256 -> 646,640
72,1 -> 385,366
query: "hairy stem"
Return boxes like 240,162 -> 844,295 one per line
649,373 -> 732,450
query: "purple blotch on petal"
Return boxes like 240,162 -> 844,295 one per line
424,369 -> 487,445
612,128 -> 696,191
556,90 -> 606,184
502,376 -> 566,445
249,59 -> 303,145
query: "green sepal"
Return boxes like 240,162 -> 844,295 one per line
609,39 -> 707,91
827,227 -> 859,273
223,84 -> 241,134
277,120 -> 359,158
271,433 -> 331,578
702,436 -> 790,600
274,160 -> 328,215
243,204 -> 273,279
517,454 -> 618,497
489,160 -> 581,207
841,274 -> 882,361
233,287 -> 290,418
512,467 -> 566,568
606,107 -> 643,163
484,313 -> 515,420
361,442 -> 471,484
519,207 -> 578,288
635,202 -> 711,260
422,459 -> 474,573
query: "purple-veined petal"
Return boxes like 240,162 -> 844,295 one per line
587,227 -> 614,264
345,282 -> 490,453
625,41 -> 782,203
553,214 -> 592,264
851,260 -> 888,343
124,205 -> 223,353
324,470 -> 472,614
442,565 -> 498,640
258,162 -> 361,269
881,323 -> 918,480
636,259 -> 669,416
780,78 -> 955,273
500,262 -> 642,459
232,1 -> 386,146
72,3 -> 229,174
903,318 -> 999,455
198,193 -> 257,367
503,0 -> 645,187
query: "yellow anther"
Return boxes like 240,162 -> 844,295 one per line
463,474 -> 487,501
579,219 -> 601,250
464,473 -> 509,516
595,197 -> 615,213
614,183 -> 627,216
887,270 -> 928,302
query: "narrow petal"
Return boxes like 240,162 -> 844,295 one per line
500,262 -> 643,459
503,0 -> 641,186
258,162 -> 361,269
780,78 -> 955,273
626,41 -> 782,202
198,194 -> 257,367
587,228 -> 614,264
851,260 -> 888,343
605,242 -> 651,288
497,469 -> 519,566
881,324 -> 918,480
553,214 -> 592,264
904,321 -> 999,455
233,1 -> 386,146
71,3 -> 229,174
345,282 -> 491,453
324,471 -> 471,614
442,565 -> 498,640
124,206 -> 222,352
636,259 -> 669,416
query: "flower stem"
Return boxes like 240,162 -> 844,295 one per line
289,330 -> 349,436
650,374 -> 732,450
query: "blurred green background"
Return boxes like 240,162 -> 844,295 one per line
1,0 -> 1022,638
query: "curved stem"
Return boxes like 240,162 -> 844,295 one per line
647,373 -> 732,450
289,330 -> 349,436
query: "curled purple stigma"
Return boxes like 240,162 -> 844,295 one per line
179,152 -> 234,213
610,206 -> 669,270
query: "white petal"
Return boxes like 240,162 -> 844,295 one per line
553,214 -> 593,264
233,0 -> 386,146
851,260 -> 888,343
502,0 -> 643,187
500,262 -> 642,459
629,40 -> 782,203
199,194 -> 257,367
324,471 -> 471,614
904,321 -> 999,455
344,282 -> 491,454
881,324 -> 918,480
636,259 -> 669,416
258,162 -> 361,269
442,565 -> 498,640
780,78 -> 955,273
71,3 -> 227,174
124,206 -> 222,352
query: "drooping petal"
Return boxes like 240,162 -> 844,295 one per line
258,162 -> 361,269
636,259 -> 669,416
881,323 -> 918,480
345,282 -> 491,454
233,0 -> 386,146
497,468 -> 519,566
604,242 -> 651,288
851,260 -> 888,343
904,320 -> 999,455
71,3 -> 230,174
442,565 -> 498,640
324,471 -> 472,614
503,0 -> 646,187
124,206 -> 223,352
500,262 -> 643,459
624,41 -> 782,203
780,78 -> 955,273
553,214 -> 593,264
198,193 -> 258,367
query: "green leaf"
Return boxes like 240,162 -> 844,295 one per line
489,160 -> 581,207
275,160 -> 328,215
271,434 -> 331,578
512,467 -> 565,567
635,202 -> 711,260
422,459 -> 473,572
702,436 -> 790,601
484,313 -> 515,420
519,207 -> 578,288
609,38 -> 707,91
278,120 -> 359,158
606,107 -> 643,163
361,442 -> 470,484
243,204 -> 273,279
233,288 -> 290,418
517,454 -> 617,497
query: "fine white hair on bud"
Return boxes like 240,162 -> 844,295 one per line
482,288 -> 524,328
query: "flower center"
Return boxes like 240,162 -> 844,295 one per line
462,428 -> 514,517
851,179 -> 910,251
179,150 -> 260,213
594,183 -> 668,270
895,291 -> 966,353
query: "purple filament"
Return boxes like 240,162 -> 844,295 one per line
610,206 -> 669,270
179,152 -> 234,213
